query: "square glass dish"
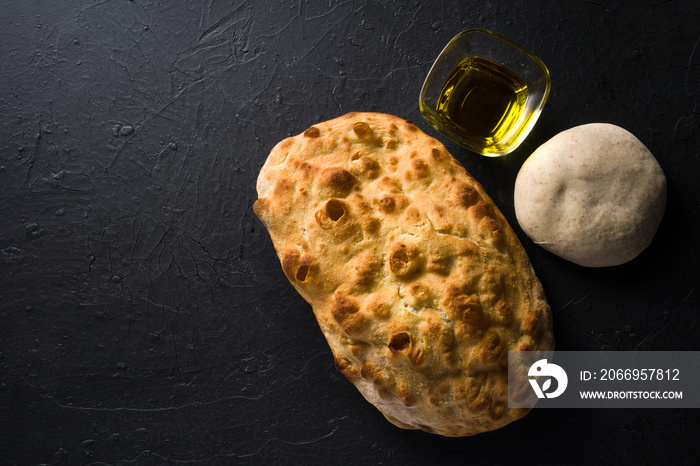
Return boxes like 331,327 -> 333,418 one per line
419,29 -> 551,157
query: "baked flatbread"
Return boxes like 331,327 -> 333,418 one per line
254,112 -> 553,436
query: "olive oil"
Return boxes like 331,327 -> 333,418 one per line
434,57 -> 528,154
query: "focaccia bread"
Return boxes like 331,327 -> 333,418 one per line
253,112 -> 553,437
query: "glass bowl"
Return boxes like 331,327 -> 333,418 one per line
419,29 -> 551,157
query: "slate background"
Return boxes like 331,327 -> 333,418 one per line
1,0 -> 699,464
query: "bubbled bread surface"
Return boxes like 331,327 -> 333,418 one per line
254,112 -> 553,437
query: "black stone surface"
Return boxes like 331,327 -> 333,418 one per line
1,1 -> 698,464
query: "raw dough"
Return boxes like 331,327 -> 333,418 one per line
514,123 -> 666,267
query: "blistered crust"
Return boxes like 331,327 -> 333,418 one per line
254,112 -> 553,437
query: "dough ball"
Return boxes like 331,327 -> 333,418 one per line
514,123 -> 666,267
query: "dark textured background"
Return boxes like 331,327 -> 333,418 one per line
1,0 -> 698,464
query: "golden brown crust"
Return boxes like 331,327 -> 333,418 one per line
254,112 -> 553,437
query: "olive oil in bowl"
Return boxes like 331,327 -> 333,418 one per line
419,29 -> 550,156
435,57 -> 528,154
